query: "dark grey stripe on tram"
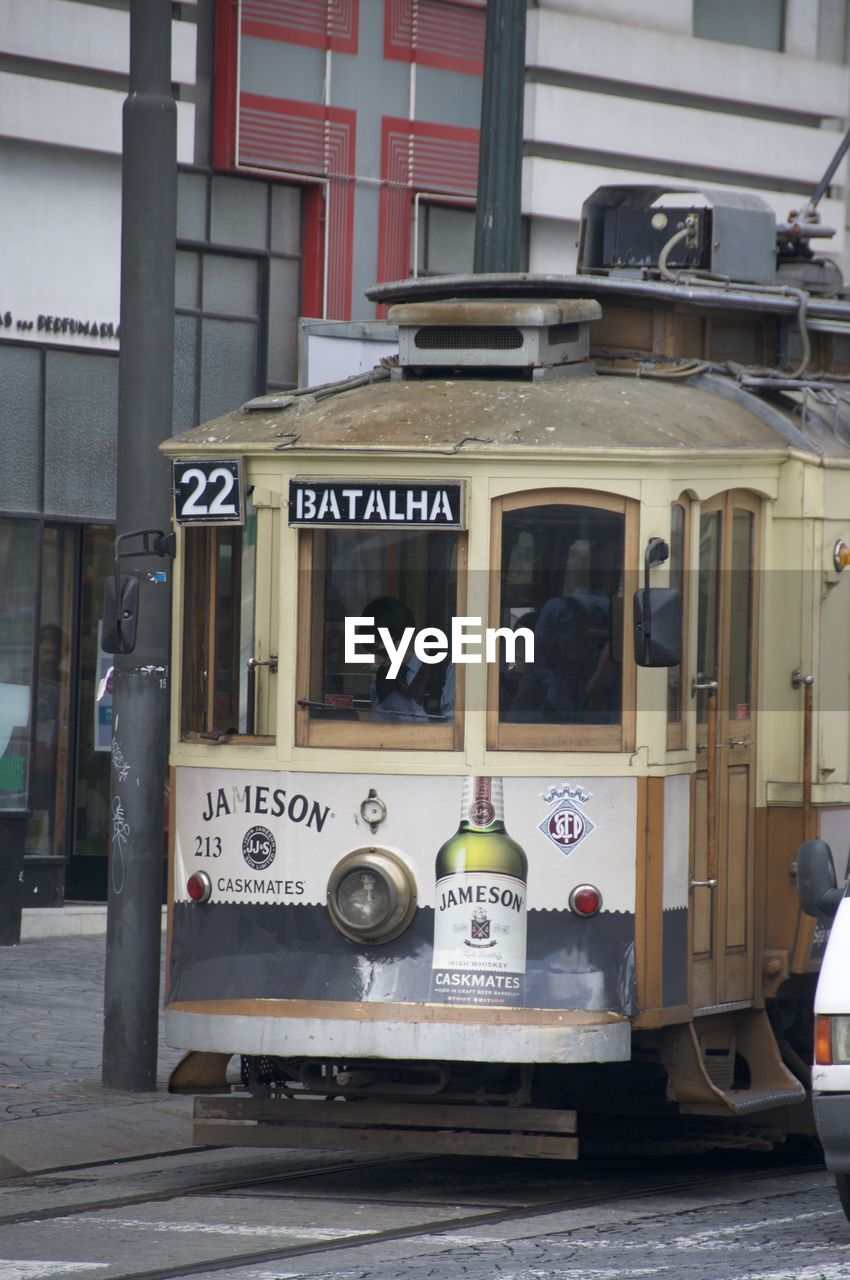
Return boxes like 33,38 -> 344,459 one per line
169,902 -> 637,1015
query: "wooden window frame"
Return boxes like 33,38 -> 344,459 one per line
295,529 -> 466,752
487,489 -> 637,753
666,496 -> 691,751
179,517 -> 276,746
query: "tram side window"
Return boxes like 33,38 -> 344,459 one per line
297,528 -> 460,749
181,491 -> 275,740
490,494 -> 634,752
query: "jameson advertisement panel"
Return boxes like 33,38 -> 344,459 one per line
170,768 -> 641,1016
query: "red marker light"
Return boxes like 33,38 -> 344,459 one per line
187,871 -> 212,903
569,884 -> 602,917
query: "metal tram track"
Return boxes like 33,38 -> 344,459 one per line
7,1151 -> 827,1280
0,1151 -> 428,1228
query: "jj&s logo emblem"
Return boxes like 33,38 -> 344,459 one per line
538,786 -> 595,854
242,825 -> 276,871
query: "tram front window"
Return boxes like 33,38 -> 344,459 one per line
297,528 -> 460,749
490,494 -> 633,752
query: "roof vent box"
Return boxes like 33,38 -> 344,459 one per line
579,185 -> 777,285
389,298 -> 602,370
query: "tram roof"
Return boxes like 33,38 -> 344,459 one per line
164,367 -> 822,459
367,271 -> 850,323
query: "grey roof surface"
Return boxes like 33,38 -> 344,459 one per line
163,369 -> 816,459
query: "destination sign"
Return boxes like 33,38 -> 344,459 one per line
288,481 -> 464,528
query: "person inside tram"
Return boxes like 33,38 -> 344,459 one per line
504,543 -> 621,725
364,596 -> 429,723
363,595 -> 453,723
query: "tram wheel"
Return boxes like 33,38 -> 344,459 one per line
835,1173 -> 850,1223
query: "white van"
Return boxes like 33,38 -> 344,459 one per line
798,839 -> 850,1220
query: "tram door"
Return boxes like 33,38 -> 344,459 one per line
691,491 -> 760,1010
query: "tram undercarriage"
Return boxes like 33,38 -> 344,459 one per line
169,995 -> 813,1161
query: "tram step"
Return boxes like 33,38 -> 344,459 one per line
193,1095 -> 579,1160
661,1010 -> 806,1117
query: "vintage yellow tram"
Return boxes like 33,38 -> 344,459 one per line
161,186 -> 850,1158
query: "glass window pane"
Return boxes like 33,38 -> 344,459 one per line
181,494 -> 263,738
696,511 -> 721,724
693,0 -> 783,50
270,184 -> 302,256
44,352 -> 118,522
0,345 -> 41,512
177,169 -> 208,241
499,505 -> 624,726
416,204 -> 475,276
268,256 -> 300,386
25,525 -> 75,855
199,318 -> 258,422
173,314 -> 199,433
0,519 -> 39,811
667,503 -> 685,727
211,175 -> 268,250
181,527 -> 211,735
309,530 -> 458,727
729,509 -> 754,718
176,250 -> 201,309
213,529 -> 242,732
71,525 -> 113,891
202,255 -> 259,317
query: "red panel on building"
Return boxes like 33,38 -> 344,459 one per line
384,0 -> 485,75
239,94 -> 356,320
378,116 -> 479,301
243,0 -> 359,54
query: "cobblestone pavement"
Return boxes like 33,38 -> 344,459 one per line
0,935 -> 180,1102
0,934 -> 190,1172
209,1170 -> 850,1280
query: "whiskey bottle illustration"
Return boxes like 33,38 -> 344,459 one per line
430,777 -> 528,1007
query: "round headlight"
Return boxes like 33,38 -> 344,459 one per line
327,848 -> 417,944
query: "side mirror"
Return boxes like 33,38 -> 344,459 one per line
634,588 -> 682,667
102,575 -> 139,654
99,528 -> 175,656
633,536 -> 681,667
796,838 -> 843,919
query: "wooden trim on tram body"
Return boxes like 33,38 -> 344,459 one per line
166,997 -> 627,1028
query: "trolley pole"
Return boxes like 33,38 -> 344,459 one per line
102,0 -> 176,1091
473,0 -> 527,273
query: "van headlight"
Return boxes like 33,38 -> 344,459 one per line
327,848 -> 417,944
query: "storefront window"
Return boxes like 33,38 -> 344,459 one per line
0,519 -> 40,811
69,526 -> 114,896
24,526 -> 75,855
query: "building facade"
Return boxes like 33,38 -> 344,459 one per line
525,1 -> 850,276
1,0 -> 848,922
